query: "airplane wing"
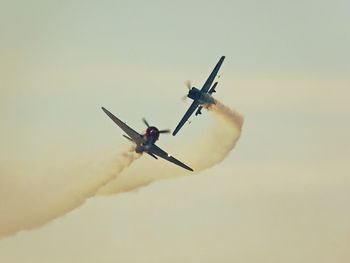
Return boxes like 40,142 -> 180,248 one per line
101,107 -> 143,144
172,100 -> 199,136
149,144 -> 193,171
200,56 -> 225,93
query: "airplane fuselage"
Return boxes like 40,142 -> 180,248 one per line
188,87 -> 216,105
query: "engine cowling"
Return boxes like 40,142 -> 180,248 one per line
145,126 -> 160,142
188,87 -> 200,100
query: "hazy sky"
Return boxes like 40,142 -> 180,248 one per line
0,0 -> 349,262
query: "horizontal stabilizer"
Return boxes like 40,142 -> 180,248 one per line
209,82 -> 218,94
147,152 -> 158,159
195,106 -> 203,116
123,135 -> 133,141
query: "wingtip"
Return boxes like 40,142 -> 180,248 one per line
101,107 -> 109,113
185,165 -> 194,172
184,166 -> 194,172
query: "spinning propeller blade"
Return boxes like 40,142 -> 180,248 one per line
159,129 -> 171,134
142,118 -> 150,127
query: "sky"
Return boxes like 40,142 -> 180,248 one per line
0,0 -> 350,262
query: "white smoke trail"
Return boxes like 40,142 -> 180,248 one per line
97,99 -> 244,195
194,99 -> 244,168
0,148 -> 140,239
0,100 -> 243,238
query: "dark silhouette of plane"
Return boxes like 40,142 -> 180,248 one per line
102,107 -> 193,171
173,56 -> 225,136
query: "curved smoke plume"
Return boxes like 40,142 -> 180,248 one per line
0,150 -> 140,238
0,100 -> 243,238
97,99 -> 244,195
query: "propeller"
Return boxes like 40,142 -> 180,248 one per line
159,129 -> 171,134
142,118 -> 150,127
181,80 -> 192,101
142,118 -> 171,134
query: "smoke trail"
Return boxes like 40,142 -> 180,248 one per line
0,100 -> 243,238
97,99 -> 244,195
194,99 -> 244,168
0,148 -> 140,239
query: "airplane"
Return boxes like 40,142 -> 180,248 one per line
172,56 -> 225,136
101,107 -> 193,171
